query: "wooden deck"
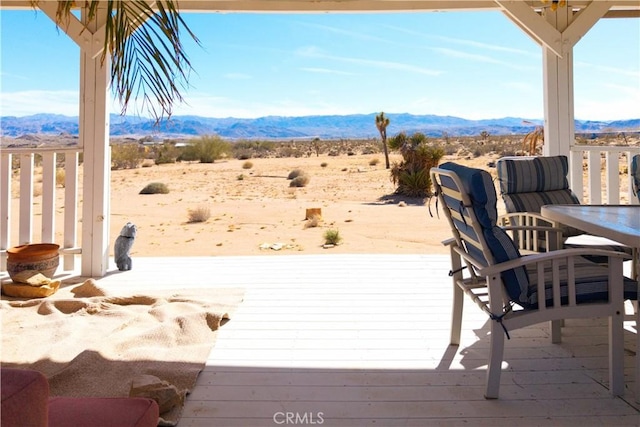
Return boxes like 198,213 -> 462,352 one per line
4,254 -> 640,426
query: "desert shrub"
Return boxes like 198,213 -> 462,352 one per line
111,143 -> 144,170
181,135 -> 231,163
320,162 -> 328,168
236,151 -> 252,160
154,144 -> 181,164
287,168 -> 305,180
369,158 -> 380,166
187,206 -> 211,223
237,174 -> 245,181
389,132 -> 445,197
242,160 -> 254,169
323,229 -> 342,245
139,182 -> 169,194
290,175 -> 310,187
55,168 -> 65,187
233,140 -> 276,159
390,168 -> 431,198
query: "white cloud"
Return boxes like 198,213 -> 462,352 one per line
295,21 -> 389,43
575,88 -> 640,121
431,47 -> 535,71
296,46 -> 442,76
575,60 -> 640,79
0,90 -> 80,116
299,67 -> 356,76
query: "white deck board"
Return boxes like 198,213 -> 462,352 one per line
3,254 -> 639,426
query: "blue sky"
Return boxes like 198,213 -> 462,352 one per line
1,9 -> 638,121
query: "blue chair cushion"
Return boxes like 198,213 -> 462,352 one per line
439,162 -> 530,305
496,155 -> 582,237
497,155 -> 573,194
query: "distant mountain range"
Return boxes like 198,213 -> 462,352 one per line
1,113 -> 639,140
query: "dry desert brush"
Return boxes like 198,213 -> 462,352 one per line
187,206 -> 211,223
287,168 -> 306,180
139,182 -> 170,194
290,175 -> 310,188
288,168 -> 310,187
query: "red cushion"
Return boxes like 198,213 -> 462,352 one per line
1,368 -> 49,427
48,397 -> 159,427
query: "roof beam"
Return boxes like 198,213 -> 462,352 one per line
497,0 -> 563,57
497,0 -> 612,58
36,1 -> 105,58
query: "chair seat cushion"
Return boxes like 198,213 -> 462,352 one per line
525,257 -> 637,308
49,397 -> 159,427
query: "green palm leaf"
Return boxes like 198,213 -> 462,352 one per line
31,0 -> 200,121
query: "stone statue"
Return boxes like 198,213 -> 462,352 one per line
114,222 -> 137,271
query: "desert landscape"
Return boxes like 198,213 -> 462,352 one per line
4,133 -> 638,260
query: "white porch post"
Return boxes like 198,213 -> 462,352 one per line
40,3 -> 112,276
79,8 -> 111,277
542,7 -> 573,158
498,1 -> 611,158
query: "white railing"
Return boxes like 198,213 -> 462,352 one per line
569,145 -> 640,205
1,146 -> 82,272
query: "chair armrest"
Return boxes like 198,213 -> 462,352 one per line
479,247 -> 630,277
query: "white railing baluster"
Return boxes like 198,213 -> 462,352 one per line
0,153 -> 11,270
41,152 -> 56,243
605,151 -> 618,205
570,145 -> 640,205
569,150 -> 584,203
587,150 -> 601,205
1,147 -> 82,275
63,151 -> 80,270
19,154 -> 34,244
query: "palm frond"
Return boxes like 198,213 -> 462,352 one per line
32,0 -> 200,122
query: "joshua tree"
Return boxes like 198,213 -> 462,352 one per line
30,0 -> 200,121
479,130 -> 490,144
375,112 -> 391,169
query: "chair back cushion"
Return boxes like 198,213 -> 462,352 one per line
632,154 -> 640,202
497,155 -> 572,194
437,162 -> 530,305
496,155 -> 582,237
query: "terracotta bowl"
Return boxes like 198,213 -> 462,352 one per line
7,244 -> 60,281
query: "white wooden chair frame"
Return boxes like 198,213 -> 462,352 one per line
431,167 -> 637,400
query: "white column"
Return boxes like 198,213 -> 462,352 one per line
79,11 -> 111,277
541,7 -> 573,158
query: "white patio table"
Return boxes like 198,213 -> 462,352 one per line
542,204 -> 640,402
541,204 -> 640,280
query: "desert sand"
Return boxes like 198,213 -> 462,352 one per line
109,152 -> 462,258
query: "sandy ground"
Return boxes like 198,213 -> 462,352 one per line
109,153 -> 461,257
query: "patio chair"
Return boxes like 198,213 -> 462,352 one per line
430,162 -> 637,399
496,155 -> 632,257
632,154 -> 640,203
